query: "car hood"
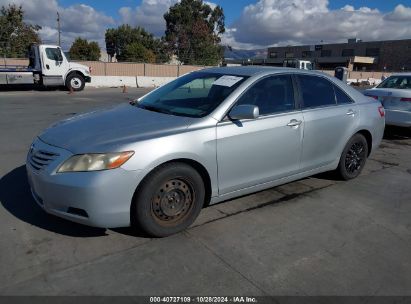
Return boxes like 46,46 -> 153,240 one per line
39,104 -> 194,153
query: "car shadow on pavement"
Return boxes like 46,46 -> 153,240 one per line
384,126 -> 411,140
0,165 -> 108,237
311,171 -> 342,181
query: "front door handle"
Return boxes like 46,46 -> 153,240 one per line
287,119 -> 302,127
346,109 -> 356,116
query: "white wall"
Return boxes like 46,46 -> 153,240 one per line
86,76 -> 175,88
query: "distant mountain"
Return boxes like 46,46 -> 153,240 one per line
224,47 -> 267,60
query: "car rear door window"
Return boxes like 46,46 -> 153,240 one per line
298,75 -> 336,108
334,85 -> 354,104
236,75 -> 295,115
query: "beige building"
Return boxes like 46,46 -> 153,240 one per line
266,38 -> 411,72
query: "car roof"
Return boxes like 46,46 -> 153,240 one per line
201,66 -> 370,104
200,66 -> 329,77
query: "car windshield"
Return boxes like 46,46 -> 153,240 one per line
377,76 -> 411,89
135,72 -> 249,118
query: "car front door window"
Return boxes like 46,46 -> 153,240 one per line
236,75 -> 295,115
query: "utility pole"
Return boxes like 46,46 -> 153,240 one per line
57,12 -> 61,47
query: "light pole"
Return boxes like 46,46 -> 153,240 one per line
57,12 -> 61,47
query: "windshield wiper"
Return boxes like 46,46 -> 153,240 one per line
137,104 -> 174,115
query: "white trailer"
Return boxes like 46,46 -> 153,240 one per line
0,44 -> 91,91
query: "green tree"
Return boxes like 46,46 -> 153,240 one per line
105,25 -> 169,63
0,4 -> 41,58
122,42 -> 156,63
164,0 -> 225,65
69,37 -> 101,61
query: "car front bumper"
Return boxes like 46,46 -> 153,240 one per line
385,109 -> 411,127
26,138 -> 143,228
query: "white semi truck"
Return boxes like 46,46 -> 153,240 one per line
0,44 -> 91,91
283,59 -> 313,70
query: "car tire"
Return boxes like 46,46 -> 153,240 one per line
65,73 -> 85,91
132,162 -> 205,237
337,133 -> 368,180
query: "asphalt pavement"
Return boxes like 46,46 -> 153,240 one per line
0,87 -> 410,295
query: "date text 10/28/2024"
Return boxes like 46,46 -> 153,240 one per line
150,297 -> 258,303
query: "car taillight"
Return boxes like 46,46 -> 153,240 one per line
365,94 -> 378,100
400,97 -> 411,102
378,106 -> 385,117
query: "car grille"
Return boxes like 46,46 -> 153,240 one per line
29,149 -> 59,171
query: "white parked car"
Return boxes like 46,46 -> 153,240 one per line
364,74 -> 411,127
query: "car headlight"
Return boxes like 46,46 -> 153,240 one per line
57,151 -> 134,173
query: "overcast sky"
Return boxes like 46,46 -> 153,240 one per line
1,0 -> 411,50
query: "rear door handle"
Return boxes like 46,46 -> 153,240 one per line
346,109 -> 356,116
287,119 -> 302,127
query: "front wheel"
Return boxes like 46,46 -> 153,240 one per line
132,163 -> 205,237
337,133 -> 368,180
66,73 -> 85,91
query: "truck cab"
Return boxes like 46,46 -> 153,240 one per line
283,59 -> 313,70
1,44 -> 91,91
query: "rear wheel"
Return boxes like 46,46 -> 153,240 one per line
132,163 -> 205,237
337,133 -> 368,180
66,73 -> 85,91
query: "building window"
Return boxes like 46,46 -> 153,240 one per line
342,49 -> 354,57
269,52 -> 278,58
366,48 -> 380,57
321,50 -> 332,57
302,51 -> 312,58
285,52 -> 294,58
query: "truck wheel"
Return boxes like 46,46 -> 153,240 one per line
132,162 -> 205,237
66,74 -> 85,91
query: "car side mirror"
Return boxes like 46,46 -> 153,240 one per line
228,104 -> 259,120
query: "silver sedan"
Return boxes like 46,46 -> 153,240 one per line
364,73 -> 411,127
26,67 -> 385,237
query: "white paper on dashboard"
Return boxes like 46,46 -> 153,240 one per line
212,75 -> 244,87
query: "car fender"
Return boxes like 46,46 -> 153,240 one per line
121,127 -> 219,198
